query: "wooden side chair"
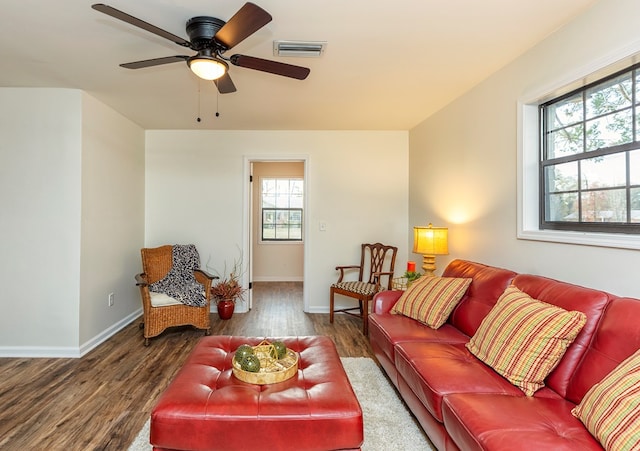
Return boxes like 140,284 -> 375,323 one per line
136,244 -> 217,346
330,242 -> 398,335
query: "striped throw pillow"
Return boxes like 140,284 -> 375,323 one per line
466,285 -> 586,396
572,349 -> 640,451
391,276 -> 472,328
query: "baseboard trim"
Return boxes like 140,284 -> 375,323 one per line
0,308 -> 142,359
252,276 -> 304,282
79,308 -> 142,357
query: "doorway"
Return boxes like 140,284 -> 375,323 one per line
243,159 -> 307,312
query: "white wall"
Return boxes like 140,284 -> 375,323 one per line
0,88 -> 82,353
409,0 -> 640,298
145,130 -> 409,313
0,88 -> 145,357
252,161 -> 304,282
79,93 -> 145,351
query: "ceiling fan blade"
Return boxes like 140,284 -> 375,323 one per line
214,73 -> 237,94
230,55 -> 310,80
120,55 -> 188,69
91,4 -> 191,48
214,2 -> 272,50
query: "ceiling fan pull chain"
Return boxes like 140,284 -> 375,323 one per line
215,89 -> 220,118
196,80 -> 202,123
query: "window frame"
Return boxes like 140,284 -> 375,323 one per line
259,177 -> 304,243
517,46 -> 640,251
538,63 -> 640,234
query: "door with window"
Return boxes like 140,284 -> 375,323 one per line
251,162 -> 304,288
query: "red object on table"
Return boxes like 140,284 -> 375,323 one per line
407,261 -> 416,272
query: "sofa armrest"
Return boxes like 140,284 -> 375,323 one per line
372,290 -> 403,314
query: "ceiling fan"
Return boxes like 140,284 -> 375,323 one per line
91,2 -> 310,94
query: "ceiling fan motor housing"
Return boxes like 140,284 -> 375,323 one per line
186,16 -> 225,50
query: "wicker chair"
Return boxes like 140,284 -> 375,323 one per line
136,245 -> 216,346
330,242 -> 398,335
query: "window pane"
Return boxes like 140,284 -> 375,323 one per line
631,149 -> 640,185
585,110 -> 633,151
263,224 -> 275,239
632,187 -> 640,223
262,194 -> 275,208
545,162 -> 578,193
275,224 -> 289,239
262,179 -> 275,195
581,189 -> 627,222
546,123 -> 584,158
586,73 -> 632,119
289,210 -> 302,224
547,192 -> 578,221
289,225 -> 302,239
546,93 -> 583,129
275,193 -> 289,208
581,153 -> 626,190
290,193 -> 303,208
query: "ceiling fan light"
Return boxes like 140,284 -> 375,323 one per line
188,56 -> 228,80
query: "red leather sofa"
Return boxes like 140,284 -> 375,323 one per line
369,259 -> 640,450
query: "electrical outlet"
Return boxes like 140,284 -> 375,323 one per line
108,292 -> 115,307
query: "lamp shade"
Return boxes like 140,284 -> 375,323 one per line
188,55 -> 228,80
413,223 -> 448,255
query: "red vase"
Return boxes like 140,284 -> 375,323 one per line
217,300 -> 235,320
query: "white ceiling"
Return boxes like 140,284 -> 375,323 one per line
0,0 -> 598,130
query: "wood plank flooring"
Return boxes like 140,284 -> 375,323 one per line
0,282 -> 374,450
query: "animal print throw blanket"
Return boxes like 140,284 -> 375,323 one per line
149,244 -> 206,307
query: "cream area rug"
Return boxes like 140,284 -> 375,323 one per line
128,357 -> 435,451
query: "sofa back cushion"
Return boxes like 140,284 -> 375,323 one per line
571,348 -> 640,451
466,285 -> 586,396
511,274 -> 610,399
442,260 -> 517,338
567,296 -> 640,404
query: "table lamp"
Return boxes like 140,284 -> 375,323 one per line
413,223 -> 448,276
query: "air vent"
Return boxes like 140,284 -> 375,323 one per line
273,40 -> 327,58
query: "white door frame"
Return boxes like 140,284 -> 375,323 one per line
242,155 -> 309,312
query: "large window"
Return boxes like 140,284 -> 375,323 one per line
540,64 -> 640,234
261,178 -> 303,241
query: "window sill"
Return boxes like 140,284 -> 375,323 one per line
517,228 -> 640,250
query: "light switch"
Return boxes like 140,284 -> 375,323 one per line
319,221 -> 327,231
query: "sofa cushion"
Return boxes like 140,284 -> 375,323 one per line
391,276 -> 472,328
572,349 -> 640,450
442,260 -> 517,338
567,297 -> 640,404
512,274 -> 611,400
442,393 -> 602,451
369,313 -> 469,387
394,342 -> 528,422
466,286 -> 586,396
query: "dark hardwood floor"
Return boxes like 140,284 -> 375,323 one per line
0,282 -> 374,450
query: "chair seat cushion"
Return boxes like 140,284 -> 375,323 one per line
150,292 -> 184,307
332,281 -> 379,296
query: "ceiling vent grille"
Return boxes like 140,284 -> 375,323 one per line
273,40 -> 327,58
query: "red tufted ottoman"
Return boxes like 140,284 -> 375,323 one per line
150,335 -> 363,451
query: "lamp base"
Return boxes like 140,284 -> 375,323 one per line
421,254 -> 437,277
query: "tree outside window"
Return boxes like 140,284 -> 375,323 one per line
540,65 -> 640,233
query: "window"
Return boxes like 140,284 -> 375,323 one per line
540,64 -> 640,234
261,178 -> 303,241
